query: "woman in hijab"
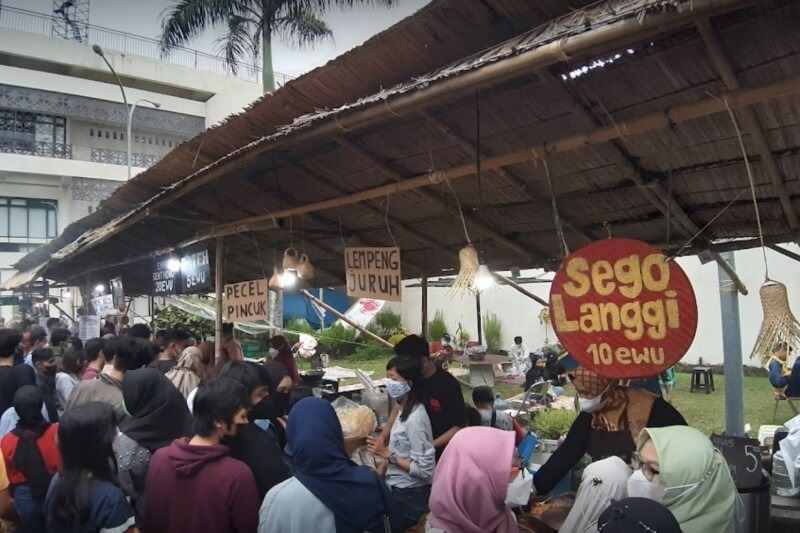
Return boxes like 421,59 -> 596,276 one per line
0,386 -> 61,532
560,456 -> 631,533
424,426 -> 518,533
165,346 -> 204,399
629,426 -> 735,533
115,368 -> 192,521
597,497 -> 682,532
268,335 -> 300,384
259,397 -> 399,533
535,367 -> 686,495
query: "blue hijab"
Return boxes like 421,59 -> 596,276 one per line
288,397 -> 390,533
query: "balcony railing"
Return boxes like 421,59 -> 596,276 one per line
0,6 -> 293,87
91,148 -> 159,168
0,139 -> 72,159
0,133 -> 161,168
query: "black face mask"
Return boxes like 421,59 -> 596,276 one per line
250,392 -> 289,421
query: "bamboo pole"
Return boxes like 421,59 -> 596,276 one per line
493,272 -> 549,307
421,275 -> 428,339
51,0 -> 748,262
301,290 -> 394,349
208,74 -> 800,235
214,238 -> 225,367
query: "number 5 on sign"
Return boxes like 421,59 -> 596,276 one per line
744,445 -> 760,473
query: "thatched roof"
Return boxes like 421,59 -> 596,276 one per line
8,0 -> 800,294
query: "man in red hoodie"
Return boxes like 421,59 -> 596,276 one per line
142,377 -> 259,533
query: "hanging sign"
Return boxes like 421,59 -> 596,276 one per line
180,246 -> 211,293
78,315 -> 101,341
110,277 -> 124,308
92,295 -> 115,318
549,238 -> 697,378
344,247 -> 401,302
152,255 -> 178,295
225,279 -> 269,322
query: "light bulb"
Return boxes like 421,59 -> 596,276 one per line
167,257 -> 181,272
473,264 -> 495,292
280,269 -> 297,288
62,291 -> 71,299
95,284 -> 105,293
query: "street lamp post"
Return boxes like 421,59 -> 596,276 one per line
92,45 -> 160,179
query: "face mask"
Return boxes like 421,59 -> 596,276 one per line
268,347 -> 279,358
505,469 -> 533,507
250,392 -> 289,420
578,395 -> 603,413
627,469 -> 664,502
442,340 -> 450,347
386,378 -> 411,399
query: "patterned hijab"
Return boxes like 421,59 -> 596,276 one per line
570,368 -> 656,442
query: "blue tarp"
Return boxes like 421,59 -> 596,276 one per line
283,289 -> 349,328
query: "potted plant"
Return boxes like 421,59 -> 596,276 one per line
531,409 -> 576,453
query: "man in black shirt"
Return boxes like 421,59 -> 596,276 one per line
0,329 -> 35,416
386,335 -> 466,457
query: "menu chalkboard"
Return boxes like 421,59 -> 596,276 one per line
709,434 -> 762,489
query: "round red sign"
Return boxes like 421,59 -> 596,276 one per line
549,238 -> 698,378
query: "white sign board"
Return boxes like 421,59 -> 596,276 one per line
344,247 -> 401,302
338,298 -> 386,330
92,295 -> 115,318
78,315 -> 101,341
225,279 -> 269,322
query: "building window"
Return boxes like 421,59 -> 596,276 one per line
0,197 -> 58,241
90,129 -> 94,137
0,108 -> 66,154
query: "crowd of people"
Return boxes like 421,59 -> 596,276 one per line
0,320 -> 740,532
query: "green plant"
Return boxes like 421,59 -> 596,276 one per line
428,311 -> 447,341
318,323 -> 358,359
351,341 -> 393,361
387,330 -> 408,346
374,309 -> 402,336
154,305 -> 213,340
483,313 -> 502,352
456,322 -> 471,349
283,318 -> 316,346
532,409 -> 577,440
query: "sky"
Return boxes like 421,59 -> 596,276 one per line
5,0 -> 431,78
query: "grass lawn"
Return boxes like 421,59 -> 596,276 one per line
324,357 -> 784,437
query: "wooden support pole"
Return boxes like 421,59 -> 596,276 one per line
768,244 -> 800,264
301,290 -> 394,349
476,291 -> 483,345
421,275 -> 428,339
214,237 -> 224,366
492,272 -> 549,307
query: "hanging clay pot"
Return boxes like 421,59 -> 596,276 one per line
268,269 -> 283,290
282,247 -> 299,270
297,253 -> 315,280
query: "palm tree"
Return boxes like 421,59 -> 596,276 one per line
160,0 -> 396,92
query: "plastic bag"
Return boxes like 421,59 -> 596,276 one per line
332,396 -> 377,439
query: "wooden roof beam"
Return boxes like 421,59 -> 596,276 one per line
297,160 -> 460,262
695,18 -> 800,233
334,136 -> 539,261
768,244 -> 800,264
418,109 -> 594,244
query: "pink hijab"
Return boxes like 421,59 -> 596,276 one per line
428,427 -> 518,533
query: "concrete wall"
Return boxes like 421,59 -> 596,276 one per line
398,244 -> 800,367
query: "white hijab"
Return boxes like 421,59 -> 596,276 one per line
561,456 -> 632,533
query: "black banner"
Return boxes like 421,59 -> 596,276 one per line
152,255 -> 178,295
180,246 -> 211,294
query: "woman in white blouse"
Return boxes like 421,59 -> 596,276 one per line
367,355 -> 436,530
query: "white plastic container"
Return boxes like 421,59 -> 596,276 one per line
758,425 -> 783,448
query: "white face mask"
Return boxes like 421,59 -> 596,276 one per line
627,469 -> 664,502
386,378 -> 412,399
505,469 -> 533,507
268,347 -> 279,358
578,395 -> 603,413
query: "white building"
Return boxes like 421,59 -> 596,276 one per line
399,245 -> 800,368
0,6 -> 263,322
